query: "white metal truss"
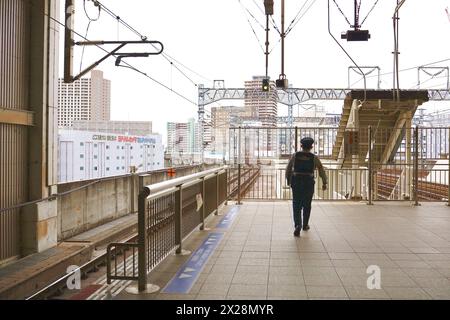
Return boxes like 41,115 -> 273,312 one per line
197,86 -> 450,160
199,87 -> 450,107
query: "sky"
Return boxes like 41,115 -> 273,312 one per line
59,0 -> 450,141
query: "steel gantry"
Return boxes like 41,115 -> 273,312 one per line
197,85 -> 450,161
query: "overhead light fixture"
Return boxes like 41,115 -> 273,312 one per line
341,29 -> 371,41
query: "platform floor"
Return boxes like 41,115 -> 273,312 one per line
116,201 -> 450,300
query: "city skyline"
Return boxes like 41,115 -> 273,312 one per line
60,0 -> 450,140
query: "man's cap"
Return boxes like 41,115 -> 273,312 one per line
300,137 -> 314,148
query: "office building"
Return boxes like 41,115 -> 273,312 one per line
167,118 -> 201,155
244,76 -> 277,127
58,129 -> 164,183
58,70 -> 111,127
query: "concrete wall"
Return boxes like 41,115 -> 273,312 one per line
57,165 -> 216,240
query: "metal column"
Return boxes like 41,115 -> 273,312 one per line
447,126 -> 450,206
413,126 -> 420,206
137,186 -> 149,292
368,126 -> 373,205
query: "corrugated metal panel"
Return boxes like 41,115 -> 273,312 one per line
0,0 -> 30,263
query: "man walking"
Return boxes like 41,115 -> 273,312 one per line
286,137 -> 327,237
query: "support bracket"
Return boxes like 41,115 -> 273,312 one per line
65,40 -> 164,83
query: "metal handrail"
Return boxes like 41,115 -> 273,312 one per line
0,164 -> 212,214
140,166 -> 227,197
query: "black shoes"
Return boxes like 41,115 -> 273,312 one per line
294,225 -> 310,236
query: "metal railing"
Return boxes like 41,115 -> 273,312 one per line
106,167 -> 230,291
226,126 -> 450,205
229,126 -> 338,164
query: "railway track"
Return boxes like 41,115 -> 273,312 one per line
25,171 -> 259,300
376,173 -> 448,201
25,233 -> 139,300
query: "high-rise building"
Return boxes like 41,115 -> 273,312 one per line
166,118 -> 200,155
58,70 -> 111,127
211,106 -> 247,157
71,120 -> 153,136
244,76 -> 277,127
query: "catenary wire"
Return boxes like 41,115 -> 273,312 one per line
37,3 -> 197,105
80,0 -> 101,73
350,58 -> 450,87
90,0 -> 211,86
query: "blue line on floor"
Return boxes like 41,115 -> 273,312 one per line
216,206 -> 240,229
161,232 -> 224,294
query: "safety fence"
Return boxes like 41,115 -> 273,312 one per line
229,126 -> 338,164
106,166 -> 261,291
227,126 -> 450,203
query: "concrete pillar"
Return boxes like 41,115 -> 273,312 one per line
21,200 -> 58,256
348,100 -> 362,199
21,0 -> 59,255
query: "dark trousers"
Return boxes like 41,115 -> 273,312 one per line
291,176 -> 315,228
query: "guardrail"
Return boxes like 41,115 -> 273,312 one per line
106,167 -> 229,292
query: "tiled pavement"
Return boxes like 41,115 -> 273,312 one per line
116,201 -> 450,300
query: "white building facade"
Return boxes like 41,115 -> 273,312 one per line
58,129 -> 164,183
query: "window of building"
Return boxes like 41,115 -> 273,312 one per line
122,166 -> 125,170
94,144 -> 97,148
153,145 -> 155,148
106,168 -> 110,171
80,166 -> 84,171
122,156 -> 125,159
121,146 -> 124,150
106,156 -> 110,160
116,167 -> 120,170
94,155 -> 98,159
80,142 -> 84,146
117,156 -> 119,160
117,146 -> 119,150
80,154 -> 84,158
106,145 -> 110,149
131,156 -> 133,159
94,166 -> 98,171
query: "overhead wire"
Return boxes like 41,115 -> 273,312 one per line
34,2 -> 197,105
409,74 -> 449,89
285,0 -> 317,36
90,0 -> 211,86
237,0 -> 266,54
350,57 -> 450,87
250,0 -> 281,35
269,0 -> 317,53
360,0 -> 380,26
92,0 -> 148,41
332,0 -> 352,26
80,0 -> 101,73
284,0 -> 311,34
